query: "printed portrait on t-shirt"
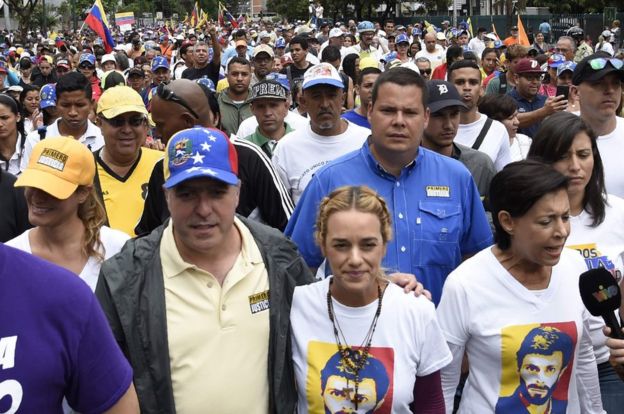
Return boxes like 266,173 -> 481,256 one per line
495,322 -> 577,414
306,341 -> 394,413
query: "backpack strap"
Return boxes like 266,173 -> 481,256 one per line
498,72 -> 508,95
472,117 -> 493,151
37,125 -> 47,141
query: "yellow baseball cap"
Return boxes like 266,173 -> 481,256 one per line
359,56 -> 380,70
96,85 -> 148,119
15,136 -> 95,199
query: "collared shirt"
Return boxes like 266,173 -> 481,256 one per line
161,217 -> 270,413
243,122 -> 293,158
341,109 -> 371,129
285,141 -> 493,304
0,132 -> 26,175
509,88 -> 547,138
23,118 -> 104,170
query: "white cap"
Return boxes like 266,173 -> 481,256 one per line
101,54 -> 116,65
329,28 -> 344,38
485,33 -> 498,41
302,63 -> 344,90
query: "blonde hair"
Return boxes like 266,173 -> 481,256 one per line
315,185 -> 393,249
77,186 -> 107,262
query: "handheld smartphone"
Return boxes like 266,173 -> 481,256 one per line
556,85 -> 570,100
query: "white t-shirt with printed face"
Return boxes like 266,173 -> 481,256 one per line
437,247 -> 603,413
291,278 -> 452,414
455,113 -> 512,171
272,120 -> 369,204
6,226 -> 129,291
596,116 -> 624,198
565,194 -> 624,364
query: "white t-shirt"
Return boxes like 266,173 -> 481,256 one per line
509,133 -> 532,162
437,247 -> 604,414
6,226 -> 129,291
236,110 -> 309,138
291,278 -> 452,414
22,119 -> 104,171
415,46 -> 446,70
566,194 -> 624,364
596,116 -> 624,198
468,37 -> 486,58
455,113 -> 512,171
272,120 -> 368,203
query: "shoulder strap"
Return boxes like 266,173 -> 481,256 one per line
286,65 -> 293,93
37,125 -> 47,141
498,72 -> 507,94
472,117 -> 493,151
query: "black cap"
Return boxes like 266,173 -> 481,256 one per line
128,67 -> 144,77
572,53 -> 624,86
250,80 -> 287,101
426,80 -> 468,113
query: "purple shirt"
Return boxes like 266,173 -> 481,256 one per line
0,244 -> 132,413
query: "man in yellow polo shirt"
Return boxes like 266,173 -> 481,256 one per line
94,86 -> 163,236
96,126 -> 314,413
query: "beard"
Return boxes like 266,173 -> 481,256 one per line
519,378 -> 556,406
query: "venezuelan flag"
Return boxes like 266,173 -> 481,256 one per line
85,0 -> 116,53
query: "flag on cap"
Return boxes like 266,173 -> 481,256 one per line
84,0 -> 116,53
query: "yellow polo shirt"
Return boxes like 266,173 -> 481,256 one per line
160,217 -> 270,413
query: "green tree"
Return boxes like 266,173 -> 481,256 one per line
32,4 -> 60,33
6,0 -> 40,40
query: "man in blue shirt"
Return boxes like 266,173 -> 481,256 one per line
286,68 -> 493,304
341,66 -> 380,129
511,58 -> 567,138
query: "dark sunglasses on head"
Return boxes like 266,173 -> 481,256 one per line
588,57 -> 623,71
156,83 -> 200,119
101,115 -> 146,128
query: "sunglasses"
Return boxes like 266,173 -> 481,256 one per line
101,115 -> 146,128
156,83 -> 200,119
420,69 -> 432,75
588,58 -> 624,71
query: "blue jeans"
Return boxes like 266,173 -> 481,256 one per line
598,361 -> 624,413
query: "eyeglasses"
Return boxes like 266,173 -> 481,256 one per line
101,115 -> 146,128
588,57 -> 624,71
156,83 -> 200,119
520,74 -> 545,82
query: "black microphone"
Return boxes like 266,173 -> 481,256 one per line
579,268 -> 624,339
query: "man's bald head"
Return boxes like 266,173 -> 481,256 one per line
424,32 -> 436,52
151,79 -> 217,142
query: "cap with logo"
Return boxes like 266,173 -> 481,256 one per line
15,137 -> 96,199
275,38 -> 286,48
56,58 -> 70,69
79,53 -> 96,67
357,21 -> 375,33
266,73 -> 290,91
253,44 -> 274,58
396,34 -> 409,44
40,83 -> 56,109
164,127 -> 239,188
196,77 -> 216,92
412,28 -> 422,36
547,54 -> 566,68
515,58 -> 546,75
97,85 -> 148,119
329,28 -> 344,38
251,79 -> 287,101
302,62 -> 344,90
426,80 -> 468,113
557,61 -> 577,77
151,56 -> 169,72
572,54 -> 624,86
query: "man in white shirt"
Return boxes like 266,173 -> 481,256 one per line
571,53 -> 624,197
23,72 -> 103,169
449,60 -> 512,171
272,63 -> 369,203
468,27 -> 488,58
416,32 -> 445,70
353,21 -> 383,62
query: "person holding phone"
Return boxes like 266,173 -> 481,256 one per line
555,61 -> 579,112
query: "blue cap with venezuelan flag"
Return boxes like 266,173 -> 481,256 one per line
84,0 -> 116,53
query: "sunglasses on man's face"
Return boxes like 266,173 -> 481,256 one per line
155,83 -> 200,119
101,115 -> 146,128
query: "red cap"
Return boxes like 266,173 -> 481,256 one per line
515,58 -> 546,75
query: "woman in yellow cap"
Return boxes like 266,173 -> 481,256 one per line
6,136 -> 129,291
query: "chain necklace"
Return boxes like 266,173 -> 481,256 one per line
326,278 -> 384,410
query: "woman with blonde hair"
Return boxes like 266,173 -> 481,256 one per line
290,185 -> 451,412
6,136 -> 128,291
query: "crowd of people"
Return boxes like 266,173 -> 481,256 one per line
1,12 -> 624,413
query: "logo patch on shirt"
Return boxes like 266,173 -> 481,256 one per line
426,185 -> 450,198
37,148 -> 68,171
249,290 -> 270,314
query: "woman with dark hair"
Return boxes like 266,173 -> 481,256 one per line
528,112 -> 624,411
18,57 -> 33,86
0,93 -> 27,175
343,33 -> 356,48
479,94 -> 531,161
438,160 -> 604,412
341,53 -> 359,85
409,41 -> 421,58
19,84 -> 41,134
